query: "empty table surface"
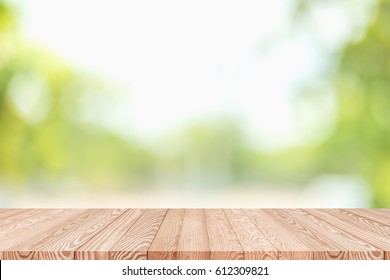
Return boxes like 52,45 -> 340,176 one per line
0,208 -> 389,260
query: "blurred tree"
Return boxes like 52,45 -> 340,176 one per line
2,0 -> 390,208
318,0 -> 390,206
289,0 -> 390,206
0,0 -> 156,190
156,118 -> 256,188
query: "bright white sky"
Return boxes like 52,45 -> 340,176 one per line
12,0 -> 373,150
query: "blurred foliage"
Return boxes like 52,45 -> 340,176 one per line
1,0 -> 390,206
287,0 -> 390,206
0,1 -> 155,190
154,118 -> 258,187
313,0 -> 390,206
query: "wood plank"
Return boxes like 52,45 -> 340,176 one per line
110,209 -> 167,260
0,208 -> 389,260
282,209 -> 383,260
1,209 -> 94,260
76,209 -> 145,260
306,209 -> 390,260
367,208 -> 390,215
225,209 -> 277,260
0,209 -> 60,238
205,209 -> 244,260
348,209 -> 390,226
3,209 -> 123,260
245,209 -> 313,260
0,209 -> 31,223
176,209 -> 210,260
264,209 -> 347,260
318,209 -> 390,241
0,209 -> 87,259
148,209 -> 185,260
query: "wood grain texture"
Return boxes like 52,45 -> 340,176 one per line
310,209 -> 390,244
0,209 -> 50,235
3,209 -> 124,260
245,209 -> 313,260
76,209 -> 145,260
263,209 -> 347,260
347,209 -> 390,226
110,209 -> 167,260
225,209 -> 277,259
281,209 -> 383,260
176,209 -> 210,260
148,209 -> 185,260
0,209 -> 34,223
206,209 -> 244,260
0,209 -> 85,257
306,209 -> 390,260
0,208 -> 389,260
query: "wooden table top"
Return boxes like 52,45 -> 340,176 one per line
0,208 -> 389,260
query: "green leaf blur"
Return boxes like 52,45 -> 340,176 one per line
0,0 -> 389,207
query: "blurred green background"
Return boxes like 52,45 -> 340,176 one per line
0,0 -> 389,207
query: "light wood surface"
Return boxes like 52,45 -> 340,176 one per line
205,209 -> 244,260
176,209 -> 210,260
263,209 -> 346,260
77,209 -> 145,260
148,208 -> 184,260
281,209 -> 383,260
226,209 -> 278,260
110,209 -> 167,260
0,208 -> 388,260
